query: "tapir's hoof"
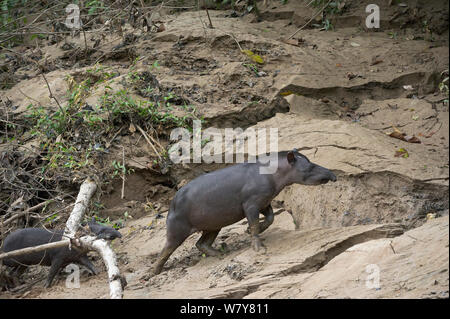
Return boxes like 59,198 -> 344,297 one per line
251,237 -> 263,252
207,249 -> 221,257
197,245 -> 222,257
152,266 -> 162,276
90,267 -> 99,276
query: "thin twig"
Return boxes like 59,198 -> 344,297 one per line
1,200 -> 53,227
145,125 -> 164,151
17,88 -> 42,106
287,0 -> 332,40
389,240 -> 397,254
2,99 -> 8,140
108,125 -> 125,146
135,124 -> 162,162
121,146 -> 125,199
216,29 -> 243,51
205,7 -> 214,29
40,71 -> 64,114
82,27 -> 89,57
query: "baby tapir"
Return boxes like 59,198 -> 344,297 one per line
152,149 -> 336,274
2,228 -> 97,288
2,221 -> 122,288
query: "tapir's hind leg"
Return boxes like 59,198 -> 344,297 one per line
13,264 -> 27,277
195,230 -> 220,256
45,258 -> 64,288
79,255 -> 98,275
152,217 -> 191,275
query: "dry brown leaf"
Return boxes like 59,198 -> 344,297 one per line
282,38 -> 304,47
129,123 -> 136,133
283,38 -> 299,46
388,128 -> 421,143
347,72 -> 357,80
389,131 -> 406,140
157,23 -> 165,32
404,135 -> 421,143
418,131 -> 436,138
370,59 -> 383,65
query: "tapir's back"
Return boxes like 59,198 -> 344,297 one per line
2,228 -> 62,266
171,162 -> 270,229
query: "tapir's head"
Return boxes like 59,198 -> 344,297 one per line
285,149 -> 337,185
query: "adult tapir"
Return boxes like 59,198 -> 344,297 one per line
152,149 -> 337,275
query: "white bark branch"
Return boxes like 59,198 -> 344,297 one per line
79,236 -> 124,299
0,240 -> 70,260
64,179 -> 97,239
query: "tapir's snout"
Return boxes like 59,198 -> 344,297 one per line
329,171 -> 337,182
315,167 -> 337,184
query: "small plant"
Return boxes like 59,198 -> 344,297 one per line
243,63 -> 259,75
25,104 -> 69,139
86,64 -> 118,83
388,31 -> 397,39
111,160 -> 134,178
201,137 -> 210,147
90,202 -> 106,217
422,20 -> 435,42
150,60 -> 160,70
439,71 -> 449,96
114,211 -> 131,229
321,18 -> 333,31
86,0 -> 106,15
0,0 -> 30,45
311,0 -> 343,31
44,213 -> 60,226
99,86 -> 201,129
92,215 -> 114,227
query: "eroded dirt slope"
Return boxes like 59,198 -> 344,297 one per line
20,210 -> 448,299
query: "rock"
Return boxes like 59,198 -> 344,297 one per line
280,216 -> 449,298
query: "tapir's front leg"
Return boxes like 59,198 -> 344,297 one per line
259,205 -> 274,234
245,205 -> 274,235
243,204 -> 264,252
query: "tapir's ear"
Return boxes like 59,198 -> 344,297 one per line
287,151 -> 296,164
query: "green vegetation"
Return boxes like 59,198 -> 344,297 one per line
243,63 -> 259,75
23,63 -> 202,181
311,0 -> 344,31
439,71 -> 449,97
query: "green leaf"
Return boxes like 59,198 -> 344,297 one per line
241,50 -> 264,64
